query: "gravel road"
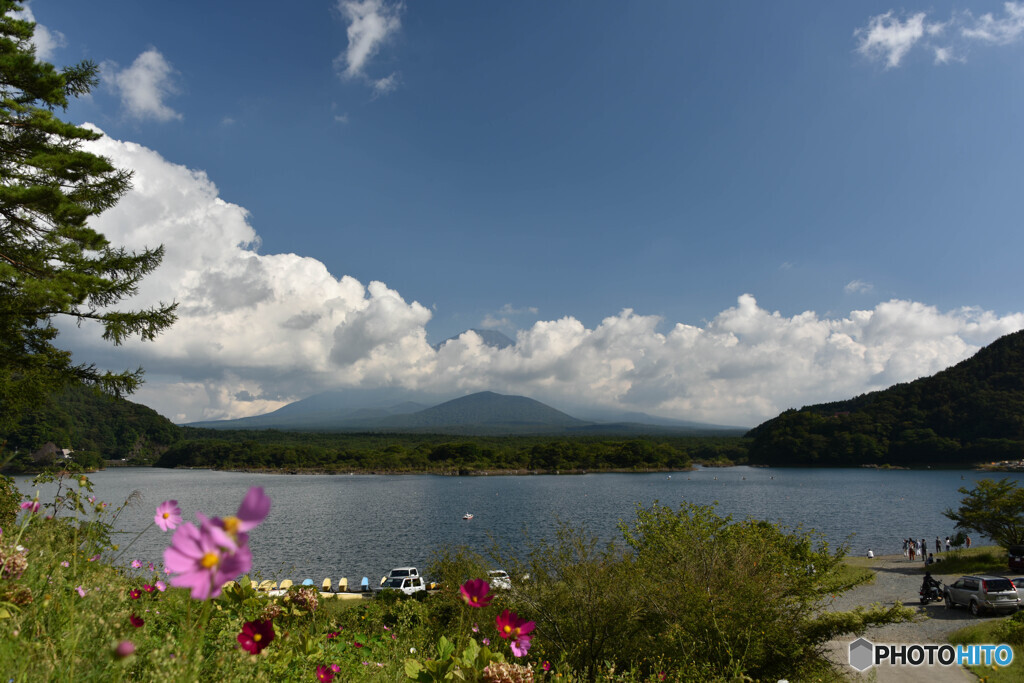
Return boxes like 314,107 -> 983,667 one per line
823,553 -> 1007,682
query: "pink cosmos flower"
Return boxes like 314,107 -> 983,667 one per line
154,501 -> 182,532
142,584 -> 155,593
510,635 -> 532,657
495,610 -> 535,641
88,555 -> 99,562
114,641 -> 135,659
472,623 -> 479,632
482,637 -> 490,645
155,580 -> 167,592
164,521 -> 252,600
19,501 -> 39,513
87,496 -> 95,504
316,665 -> 334,682
131,560 -> 142,569
330,664 -> 340,673
61,561 -> 69,568
76,586 -> 86,597
460,579 -> 493,608
200,487 -> 271,551
542,661 -> 551,672
237,619 -> 275,654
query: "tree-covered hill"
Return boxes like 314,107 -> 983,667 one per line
745,330 -> 1024,467
1,383 -> 182,469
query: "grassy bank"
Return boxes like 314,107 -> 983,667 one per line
949,614 -> 1024,683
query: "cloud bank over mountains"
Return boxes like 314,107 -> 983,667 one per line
64,130 -> 1024,427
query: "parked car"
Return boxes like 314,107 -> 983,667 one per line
378,575 -> 426,595
488,569 -> 511,590
944,575 -> 1020,616
1009,577 -> 1024,607
1008,546 -> 1024,571
387,567 -> 419,579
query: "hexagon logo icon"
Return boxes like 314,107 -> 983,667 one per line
849,637 -> 874,671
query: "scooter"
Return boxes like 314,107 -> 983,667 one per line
919,582 -> 944,604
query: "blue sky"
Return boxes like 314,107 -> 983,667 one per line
24,1 -> 1024,425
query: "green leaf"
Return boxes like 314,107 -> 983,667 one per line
437,635 -> 455,661
404,658 -> 424,678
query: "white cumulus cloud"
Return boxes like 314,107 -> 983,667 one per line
855,11 -> 931,68
857,3 -> 1024,68
844,279 -> 873,294
60,130 -> 1024,427
103,48 -> 182,122
334,0 -> 402,93
12,4 -> 66,60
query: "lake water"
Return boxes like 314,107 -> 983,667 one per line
11,466 -> 1014,586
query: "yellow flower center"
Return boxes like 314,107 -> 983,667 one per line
223,516 -> 241,535
200,552 -> 219,569
503,625 -> 512,635
162,512 -> 170,520
471,596 -> 479,603
253,634 -> 262,642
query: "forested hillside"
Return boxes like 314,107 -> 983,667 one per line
1,383 -> 181,470
156,429 -> 748,472
746,330 -> 1024,466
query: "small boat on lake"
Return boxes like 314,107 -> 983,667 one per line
462,513 -> 474,520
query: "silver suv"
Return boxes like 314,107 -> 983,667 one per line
944,575 -> 1020,616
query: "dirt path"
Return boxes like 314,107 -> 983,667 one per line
825,554 -> 989,682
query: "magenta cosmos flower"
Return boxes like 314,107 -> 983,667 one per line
237,619 -> 275,654
163,521 -> 252,600
154,501 -> 182,532
19,501 -> 39,513
129,614 -> 144,628
114,641 -> 135,659
315,666 -> 334,683
495,609 -> 535,641
460,579 -> 493,608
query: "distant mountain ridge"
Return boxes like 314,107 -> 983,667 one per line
188,390 -> 744,436
746,329 -> 1024,466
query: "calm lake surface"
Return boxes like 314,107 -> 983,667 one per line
12,466 -> 1015,585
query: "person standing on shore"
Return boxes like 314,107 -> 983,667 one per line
909,541 -> 916,561
936,537 -> 941,554
945,537 -> 951,552
903,538 -> 909,557
921,539 -> 928,562
966,535 -> 972,549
